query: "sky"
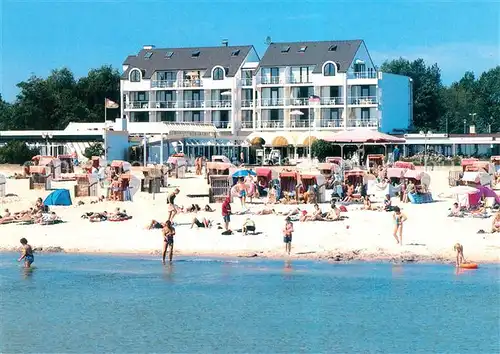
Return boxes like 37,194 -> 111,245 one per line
1,0 -> 499,102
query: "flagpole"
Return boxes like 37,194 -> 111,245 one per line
104,98 -> 107,163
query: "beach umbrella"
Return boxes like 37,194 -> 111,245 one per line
449,185 -> 479,195
232,169 -> 256,178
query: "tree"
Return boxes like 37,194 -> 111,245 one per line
380,58 -> 443,131
83,143 -> 104,159
0,140 -> 39,164
311,139 -> 335,161
0,94 -> 13,130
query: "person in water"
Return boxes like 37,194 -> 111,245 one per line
453,243 -> 467,267
162,220 -> 175,264
392,206 -> 407,245
18,238 -> 34,268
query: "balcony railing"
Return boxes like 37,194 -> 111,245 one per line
181,100 -> 204,108
260,76 -> 282,85
348,71 -> 377,79
179,79 -> 203,88
241,99 -> 254,108
349,96 -> 377,105
260,120 -> 284,129
126,101 -> 150,109
321,97 -> 344,105
289,98 -> 310,106
151,80 -> 177,88
206,100 -> 232,108
215,121 -> 231,129
288,77 -> 312,84
240,78 -> 253,86
347,119 -> 379,128
241,121 -> 253,129
260,98 -> 285,106
150,100 -> 178,109
289,119 -> 311,128
320,119 -> 344,128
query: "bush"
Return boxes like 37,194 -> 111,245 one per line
311,139 -> 335,161
83,143 -> 104,159
0,141 -> 39,164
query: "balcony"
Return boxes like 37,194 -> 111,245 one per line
240,78 -> 253,86
178,79 -> 203,88
241,120 -> 253,129
260,120 -> 284,129
241,99 -> 254,108
349,96 -> 377,105
288,77 -> 312,84
126,101 -> 150,109
150,100 -> 178,109
151,80 -> 177,88
181,100 -> 204,109
260,98 -> 285,107
207,100 -> 232,108
215,121 -> 231,129
290,119 -> 311,128
320,119 -> 344,128
289,98 -> 310,106
260,76 -> 282,85
348,71 -> 377,80
346,119 -> 379,128
321,97 -> 344,105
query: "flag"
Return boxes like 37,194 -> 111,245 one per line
105,98 -> 119,109
308,95 -> 321,103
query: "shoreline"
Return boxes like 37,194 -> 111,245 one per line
2,246 -> 498,265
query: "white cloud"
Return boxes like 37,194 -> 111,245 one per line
370,42 -> 500,83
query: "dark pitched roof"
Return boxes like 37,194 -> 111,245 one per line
122,45 -> 254,79
258,40 -> 363,73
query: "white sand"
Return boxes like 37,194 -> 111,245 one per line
0,165 -> 499,263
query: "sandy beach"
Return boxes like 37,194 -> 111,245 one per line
0,165 -> 499,264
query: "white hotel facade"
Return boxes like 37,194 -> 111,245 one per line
120,40 -> 413,147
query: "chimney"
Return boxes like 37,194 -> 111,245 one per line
143,45 -> 155,50
222,39 -> 228,47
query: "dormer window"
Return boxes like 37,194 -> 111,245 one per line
281,46 -> 290,53
144,51 -> 153,59
212,67 -> 224,80
231,49 -> 240,57
323,63 -> 336,76
191,51 -> 200,58
298,46 -> 307,53
130,69 -> 141,82
328,45 -> 337,52
165,51 -> 174,59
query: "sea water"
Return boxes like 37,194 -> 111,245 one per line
0,253 -> 498,353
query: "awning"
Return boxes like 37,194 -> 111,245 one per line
280,171 -> 297,178
272,136 -> 290,147
461,158 -> 478,166
324,130 -> 405,143
246,132 -> 273,146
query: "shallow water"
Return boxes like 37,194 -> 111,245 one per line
0,253 -> 499,353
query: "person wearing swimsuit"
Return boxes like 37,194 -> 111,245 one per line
162,220 -> 175,263
18,238 -> 34,268
166,188 -> 180,222
392,206 -> 407,245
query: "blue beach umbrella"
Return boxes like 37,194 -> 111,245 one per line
232,169 -> 256,178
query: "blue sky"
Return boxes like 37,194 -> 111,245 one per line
1,0 -> 499,102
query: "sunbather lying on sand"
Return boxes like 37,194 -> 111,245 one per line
147,219 -> 165,230
279,207 -> 301,217
253,207 -> 275,215
191,217 -> 211,228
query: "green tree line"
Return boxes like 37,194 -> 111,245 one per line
0,61 -> 498,133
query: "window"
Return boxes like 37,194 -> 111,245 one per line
298,46 -> 307,53
328,45 -> 337,51
213,67 -> 224,80
144,51 -> 153,59
130,69 -> 141,82
191,50 -> 200,58
165,51 -> 174,59
231,49 -> 240,57
323,63 -> 336,76
281,46 -> 290,53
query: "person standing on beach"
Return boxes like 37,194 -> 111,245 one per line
162,220 -> 175,263
283,217 -> 294,255
222,195 -> 232,231
18,238 -> 34,268
453,243 -> 467,267
392,206 -> 407,245
167,188 -> 180,222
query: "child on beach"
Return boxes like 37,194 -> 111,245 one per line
453,243 -> 467,267
283,217 -> 294,255
392,206 -> 407,245
18,238 -> 34,268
